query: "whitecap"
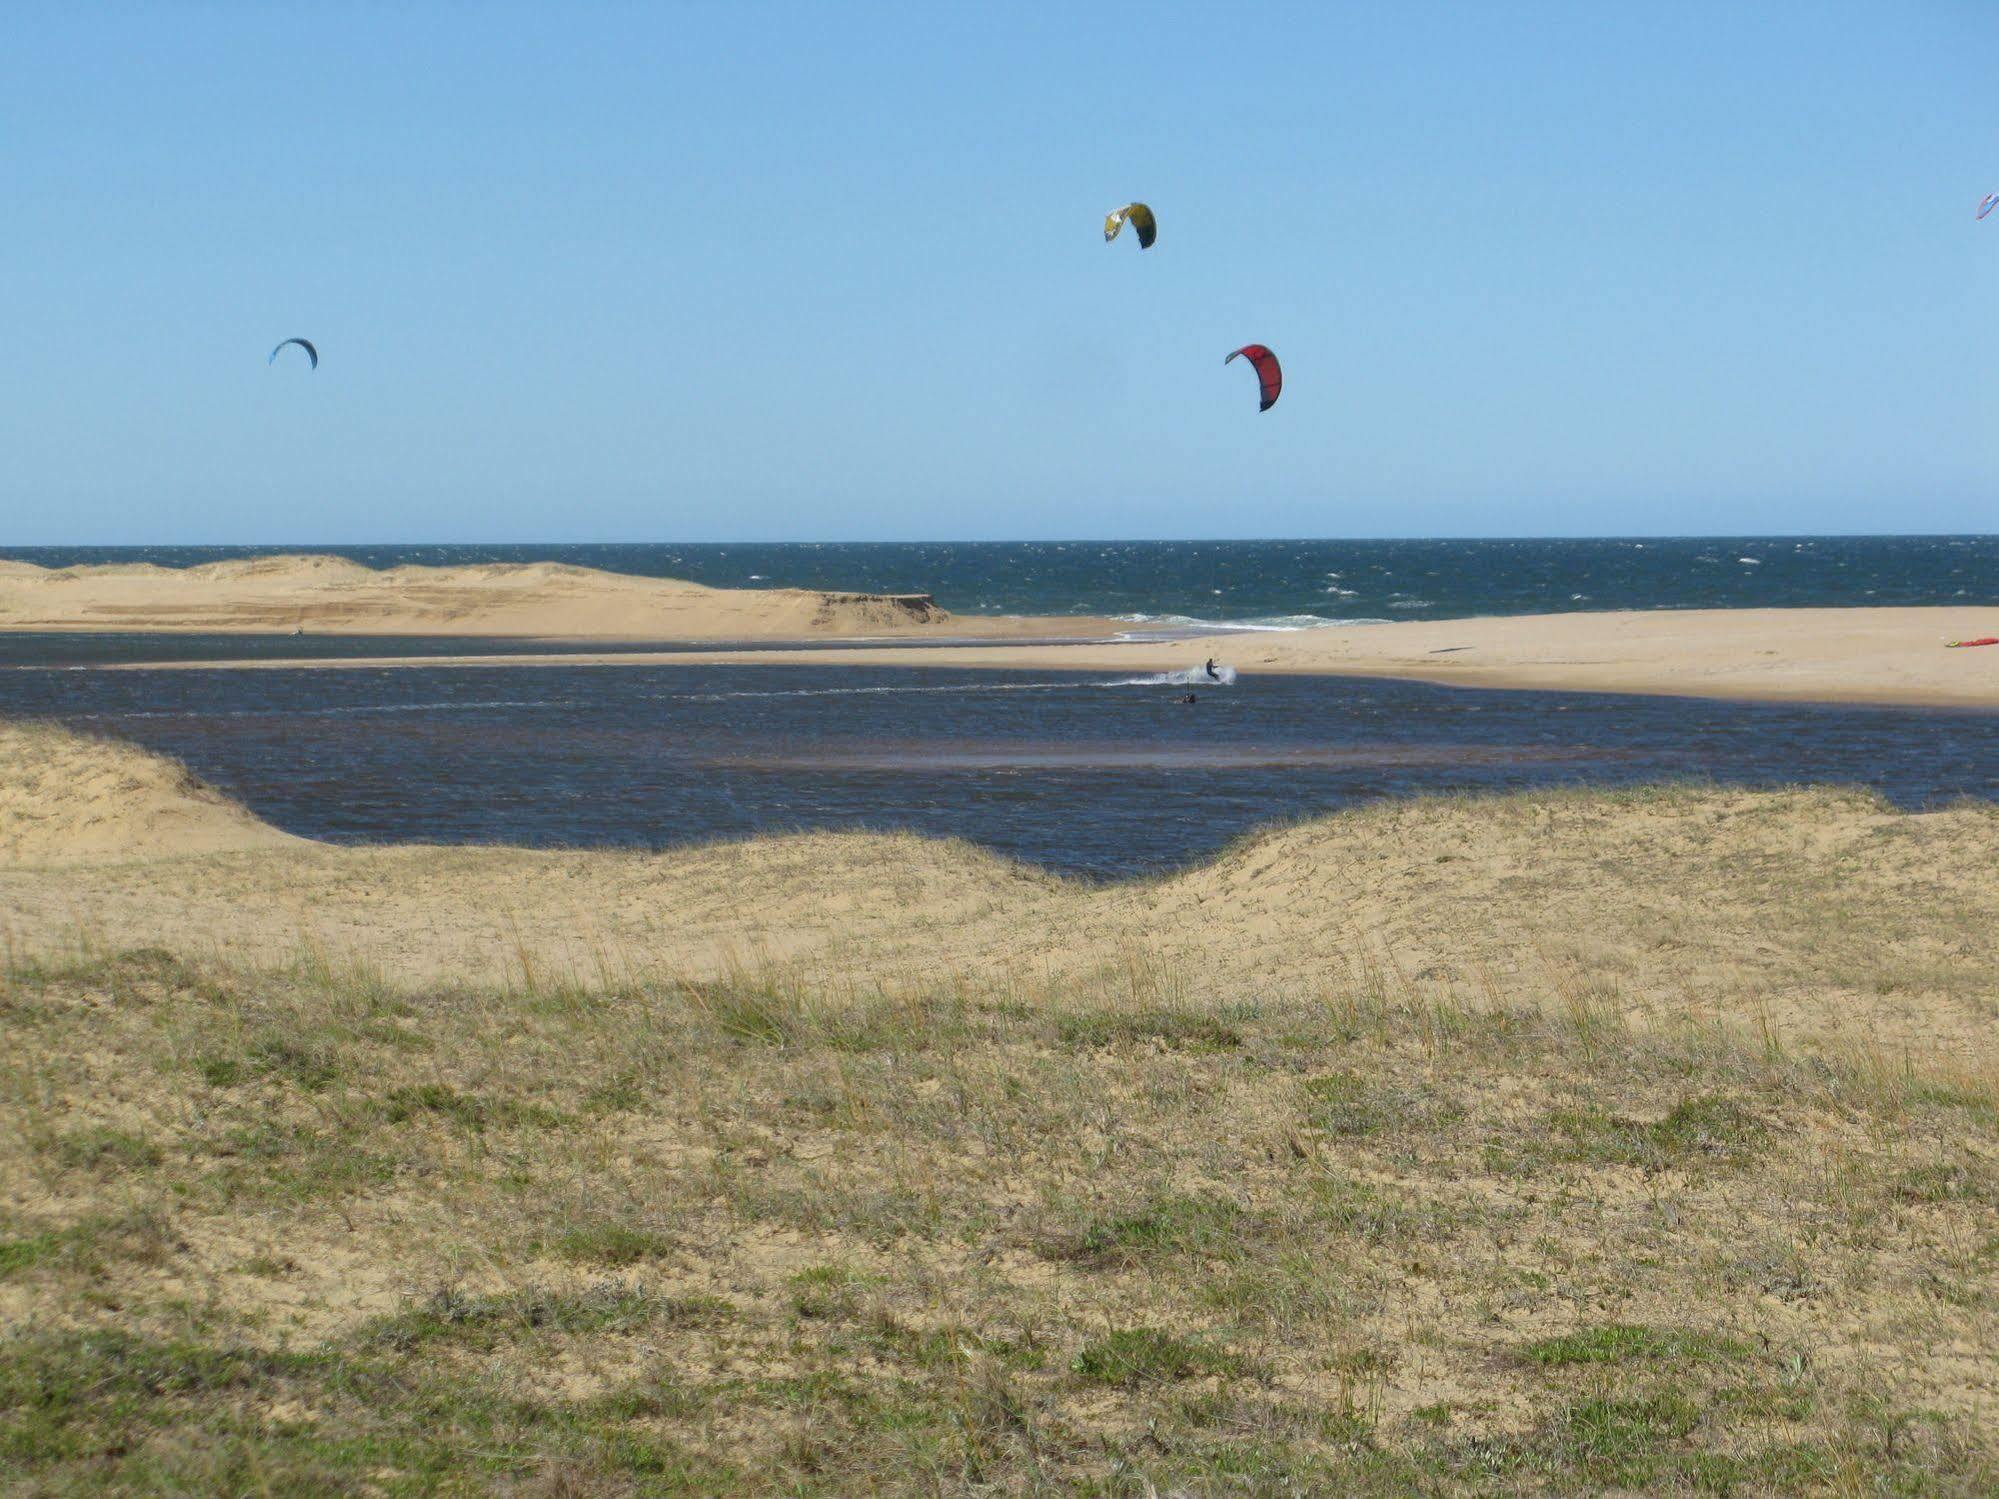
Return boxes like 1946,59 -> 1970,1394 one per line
1112,612 -> 1383,638
1105,664 -> 1239,687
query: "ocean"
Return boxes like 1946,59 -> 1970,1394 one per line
7,536 -> 1999,627
6,538 -> 1997,875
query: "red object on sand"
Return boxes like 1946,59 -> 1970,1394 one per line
1946,638 -> 1999,648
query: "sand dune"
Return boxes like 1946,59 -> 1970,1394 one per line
4,723 -> 1995,1069
0,554 -> 1106,640
0,723 -> 299,863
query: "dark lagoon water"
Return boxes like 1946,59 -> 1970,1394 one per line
7,661 -> 1996,877
8,536 -> 1999,627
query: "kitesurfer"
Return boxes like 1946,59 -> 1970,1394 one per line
1204,658 -> 1220,681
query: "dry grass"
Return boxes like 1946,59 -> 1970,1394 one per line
8,755 -> 1999,1070
3,943 -> 1996,1493
5,727 -> 1999,1489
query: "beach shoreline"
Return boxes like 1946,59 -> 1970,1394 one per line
32,603 -> 1999,710
7,555 -> 1998,707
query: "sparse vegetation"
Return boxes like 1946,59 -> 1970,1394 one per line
2,940 -> 1996,1492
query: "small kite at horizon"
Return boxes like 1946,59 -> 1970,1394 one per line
268,338 -> 318,370
1225,344 -> 1282,412
1103,202 -> 1156,249
1980,195 -> 1999,221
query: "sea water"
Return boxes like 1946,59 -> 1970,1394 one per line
6,660 -> 1996,877
7,538 -> 1997,875
7,536 -> 1999,627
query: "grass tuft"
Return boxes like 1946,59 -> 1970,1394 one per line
1071,1327 -> 1244,1388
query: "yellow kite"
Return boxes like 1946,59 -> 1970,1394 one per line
1103,202 -> 1157,249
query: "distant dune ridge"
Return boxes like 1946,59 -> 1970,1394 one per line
10,555 -> 1999,708
5,721 -> 1998,1070
0,554 -> 1091,639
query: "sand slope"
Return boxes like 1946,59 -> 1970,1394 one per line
539,605 -> 1999,708
0,723 -> 298,863
4,723 -> 1996,1068
0,554 -> 1099,639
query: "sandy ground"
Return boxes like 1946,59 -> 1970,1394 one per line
52,592 -> 1999,709
5,725 -> 1996,1071
10,727 -> 1997,1489
0,723 -> 300,863
481,605 -> 1999,708
0,554 -> 1111,640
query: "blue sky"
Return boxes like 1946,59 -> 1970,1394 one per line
2,2 -> 1994,543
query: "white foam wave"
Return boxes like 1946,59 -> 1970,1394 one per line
673,680 -> 1078,701
1105,664 -> 1239,687
1112,612 -> 1383,639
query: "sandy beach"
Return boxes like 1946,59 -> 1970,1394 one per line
758,604 -> 1999,707
13,553 -> 1999,708
123,612 -> 1999,709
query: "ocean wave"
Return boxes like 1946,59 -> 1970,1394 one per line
1113,612 -> 1384,638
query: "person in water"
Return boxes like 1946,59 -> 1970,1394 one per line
1204,658 -> 1221,681
1181,692 -> 1198,704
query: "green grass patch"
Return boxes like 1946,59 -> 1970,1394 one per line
51,1126 -> 162,1173
0,1229 -> 76,1279
0,1325 -> 741,1491
1552,1392 -> 1703,1483
788,1263 -> 870,1319
381,1082 -> 565,1132
1054,1008 -> 1245,1051
366,1282 -> 657,1353
549,1222 -> 673,1267
1546,1093 -> 1766,1171
1068,1193 -> 1244,1265
1302,1071 -> 1460,1138
1893,1161 -> 1997,1205
202,1120 -> 396,1203
248,1037 -> 341,1092
1071,1328 -> 1244,1388
1520,1323 -> 1750,1368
